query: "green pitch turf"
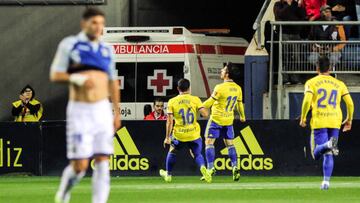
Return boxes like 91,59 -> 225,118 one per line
1,176 -> 360,203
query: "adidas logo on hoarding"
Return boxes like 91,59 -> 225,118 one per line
113,127 -> 140,156
215,126 -> 273,171
91,127 -> 150,171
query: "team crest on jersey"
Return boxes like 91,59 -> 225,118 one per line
70,50 -> 81,63
77,44 -> 91,52
101,47 -> 110,57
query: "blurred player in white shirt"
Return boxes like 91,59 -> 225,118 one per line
50,8 -> 120,203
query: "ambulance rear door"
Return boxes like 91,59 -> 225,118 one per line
189,43 -> 224,99
112,40 -> 187,120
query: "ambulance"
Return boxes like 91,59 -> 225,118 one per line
102,27 -> 248,120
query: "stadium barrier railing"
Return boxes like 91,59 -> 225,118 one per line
269,21 -> 360,119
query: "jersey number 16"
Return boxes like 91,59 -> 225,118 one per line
179,108 -> 195,125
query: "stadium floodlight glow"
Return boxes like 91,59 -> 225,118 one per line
0,0 -> 106,5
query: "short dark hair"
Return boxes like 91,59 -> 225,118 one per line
153,98 -> 164,105
82,7 -> 105,20
226,62 -> 240,80
143,104 -> 152,116
177,78 -> 190,92
20,84 -> 35,100
318,56 -> 330,73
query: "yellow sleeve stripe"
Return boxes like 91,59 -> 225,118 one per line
305,91 -> 313,94
211,96 -> 218,100
341,93 -> 350,97
198,107 -> 204,110
167,112 -> 173,115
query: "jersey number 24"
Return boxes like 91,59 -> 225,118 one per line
317,88 -> 338,108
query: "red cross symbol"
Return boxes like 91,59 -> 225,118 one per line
147,70 -> 173,96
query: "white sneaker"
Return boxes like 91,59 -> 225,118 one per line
327,137 -> 338,149
321,181 -> 330,190
54,191 -> 70,203
159,169 -> 172,182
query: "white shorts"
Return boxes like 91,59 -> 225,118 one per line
66,99 -> 114,160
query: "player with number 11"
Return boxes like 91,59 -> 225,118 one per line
202,62 -> 246,181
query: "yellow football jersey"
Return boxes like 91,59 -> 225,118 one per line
209,81 -> 243,126
304,75 -> 349,129
167,94 -> 203,142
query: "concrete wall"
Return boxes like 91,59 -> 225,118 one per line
0,0 -> 129,121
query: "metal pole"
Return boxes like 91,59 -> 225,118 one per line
268,25 -> 275,119
257,25 -> 262,50
272,21 -> 360,25
253,0 -> 271,50
277,25 -> 284,119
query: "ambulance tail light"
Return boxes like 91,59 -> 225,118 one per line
124,35 -> 150,42
173,28 -> 183,35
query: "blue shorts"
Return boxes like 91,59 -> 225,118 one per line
310,128 -> 339,157
205,120 -> 234,140
171,137 -> 202,155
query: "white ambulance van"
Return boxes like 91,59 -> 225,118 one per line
102,27 -> 248,120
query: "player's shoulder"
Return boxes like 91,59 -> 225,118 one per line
58,35 -> 79,50
332,77 -> 346,87
214,83 -> 221,89
168,96 -> 178,104
304,76 -> 318,86
232,82 -> 242,90
100,41 -> 112,50
214,83 -> 225,90
190,94 -> 201,102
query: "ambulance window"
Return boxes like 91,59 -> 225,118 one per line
115,63 -> 135,102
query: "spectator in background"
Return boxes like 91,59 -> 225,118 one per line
299,0 -> 327,21
328,0 -> 354,38
274,0 -> 307,84
144,98 -> 167,120
12,85 -> 43,122
355,0 -> 360,37
308,5 -> 346,66
143,104 -> 152,119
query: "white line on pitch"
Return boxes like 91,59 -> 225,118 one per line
110,182 -> 360,190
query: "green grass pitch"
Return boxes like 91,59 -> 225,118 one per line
1,176 -> 360,203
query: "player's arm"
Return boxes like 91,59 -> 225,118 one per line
236,89 -> 246,122
164,113 -> 174,148
49,38 -> 91,87
164,101 -> 174,147
202,97 -> 215,109
300,92 -> 313,127
108,53 -> 121,131
236,101 -> 246,122
199,107 -> 209,118
202,86 -> 219,109
196,97 -> 209,118
342,93 -> 354,132
109,80 -> 121,131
